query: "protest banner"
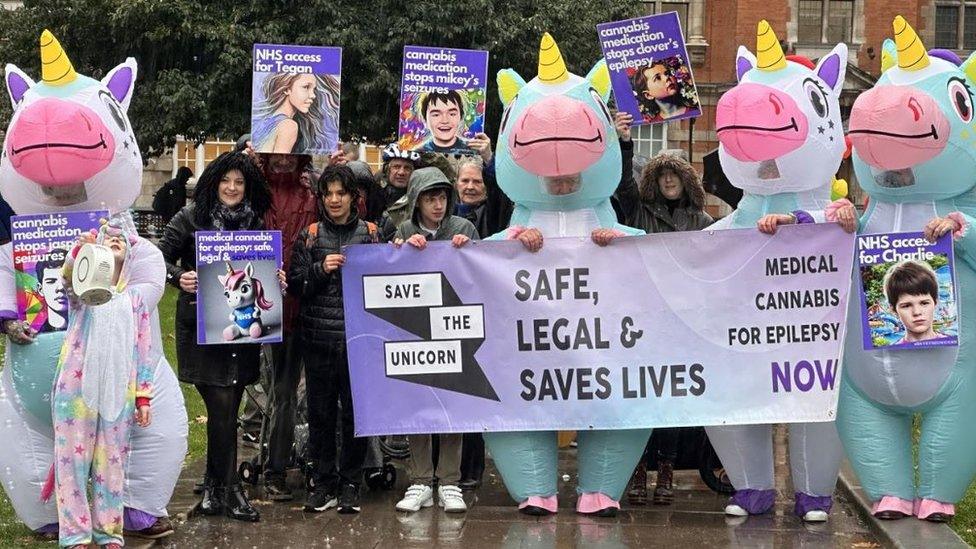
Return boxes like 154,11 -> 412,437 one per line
398,46 -> 489,155
597,13 -> 702,125
195,230 -> 283,345
250,44 -> 342,155
856,232 -> 958,350
343,224 -> 855,435
11,210 -> 106,333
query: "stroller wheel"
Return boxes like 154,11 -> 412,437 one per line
239,461 -> 258,485
382,463 -> 397,489
364,468 -> 385,490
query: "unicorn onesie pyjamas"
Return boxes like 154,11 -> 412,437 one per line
702,21 -> 851,522
481,34 -> 649,517
50,223 -> 153,547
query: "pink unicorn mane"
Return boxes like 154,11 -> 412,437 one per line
223,267 -> 273,310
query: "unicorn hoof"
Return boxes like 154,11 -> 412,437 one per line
724,504 -> 749,517
916,499 -> 954,522
802,510 -> 829,523
576,492 -> 620,516
222,326 -> 238,341
248,323 -> 263,339
871,496 -> 913,520
518,495 -> 557,515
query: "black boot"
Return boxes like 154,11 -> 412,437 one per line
196,479 -> 224,516
224,483 -> 260,522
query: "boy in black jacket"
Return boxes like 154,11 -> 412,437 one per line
288,165 -> 378,514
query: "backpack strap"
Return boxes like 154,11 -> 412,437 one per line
365,221 -> 379,243
305,222 -> 319,248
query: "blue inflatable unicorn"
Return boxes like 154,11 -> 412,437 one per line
840,16 -> 976,523
702,21 -> 850,522
482,33 -> 646,517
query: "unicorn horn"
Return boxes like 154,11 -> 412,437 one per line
756,20 -> 787,72
538,33 -> 569,84
893,16 -> 929,71
40,30 -> 77,86
225,261 -> 235,274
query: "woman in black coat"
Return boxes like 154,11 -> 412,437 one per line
158,152 -> 273,522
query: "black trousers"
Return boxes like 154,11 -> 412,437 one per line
305,341 -> 367,492
460,433 -> 485,482
262,334 -> 304,474
196,383 -> 247,486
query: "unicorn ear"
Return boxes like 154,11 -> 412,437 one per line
101,57 -> 138,111
881,39 -> 897,74
815,43 -> 847,92
217,274 -> 228,286
5,64 -> 34,108
244,262 -> 253,277
586,59 -> 612,103
736,46 -> 756,82
962,50 -> 976,85
497,69 -> 526,107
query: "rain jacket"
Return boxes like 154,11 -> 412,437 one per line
394,167 -> 477,242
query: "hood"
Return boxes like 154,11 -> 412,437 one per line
405,167 -> 456,227
638,151 -> 706,209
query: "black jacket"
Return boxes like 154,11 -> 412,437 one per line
157,204 -> 263,387
288,212 -> 378,348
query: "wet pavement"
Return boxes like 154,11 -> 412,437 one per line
135,433 -> 883,549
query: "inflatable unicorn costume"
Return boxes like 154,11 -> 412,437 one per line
0,31 -> 188,533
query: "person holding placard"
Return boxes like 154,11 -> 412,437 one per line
158,152 -> 276,522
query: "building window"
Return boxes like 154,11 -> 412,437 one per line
633,123 -> 670,159
936,1 -> 976,50
796,0 -> 854,43
644,1 -> 689,31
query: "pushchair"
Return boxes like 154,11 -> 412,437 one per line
237,384 -> 401,492
642,427 -> 735,494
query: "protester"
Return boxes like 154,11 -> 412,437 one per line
256,152 -> 318,502
611,112 -> 714,506
391,167 -> 476,513
341,141 -> 360,162
452,133 -> 513,240
158,152 -> 276,522
152,167 -> 193,224
48,220 -> 154,548
378,142 -> 421,209
347,160 -> 395,240
288,165 -> 380,514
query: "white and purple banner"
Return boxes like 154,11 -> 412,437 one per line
343,224 -> 855,436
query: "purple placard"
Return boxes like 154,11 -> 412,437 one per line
195,231 -> 283,345
250,44 -> 342,155
11,210 -> 106,333
856,232 -> 958,350
398,45 -> 489,154
597,13 -> 702,125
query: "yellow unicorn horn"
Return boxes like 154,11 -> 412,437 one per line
40,30 -> 77,86
756,20 -> 787,72
538,33 -> 569,84
893,16 -> 929,71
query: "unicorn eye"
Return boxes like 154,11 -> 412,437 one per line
98,90 -> 126,131
803,79 -> 828,118
240,284 -> 251,294
499,96 -> 517,135
948,78 -> 973,123
589,88 -> 613,124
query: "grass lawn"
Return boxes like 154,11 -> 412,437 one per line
0,286 -> 207,547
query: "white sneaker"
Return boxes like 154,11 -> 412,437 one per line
724,503 -> 749,516
438,485 -> 467,513
802,509 -> 829,522
396,484 -> 434,512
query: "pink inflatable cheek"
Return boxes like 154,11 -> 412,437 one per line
508,95 -> 606,177
716,83 -> 809,162
5,98 -> 115,186
847,86 -> 948,170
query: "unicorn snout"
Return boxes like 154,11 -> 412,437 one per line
6,98 -> 115,186
847,86 -> 948,170
716,83 -> 809,162
508,95 -> 606,177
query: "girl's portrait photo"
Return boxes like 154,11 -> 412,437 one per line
251,72 -> 340,155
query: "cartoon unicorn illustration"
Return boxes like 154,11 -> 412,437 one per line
840,16 -> 976,523
702,21 -> 850,522
483,33 -> 647,517
218,261 -> 273,341
0,31 -> 187,534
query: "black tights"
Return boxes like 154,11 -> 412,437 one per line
196,383 -> 247,486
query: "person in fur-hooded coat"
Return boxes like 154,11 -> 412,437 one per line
615,148 -> 713,233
